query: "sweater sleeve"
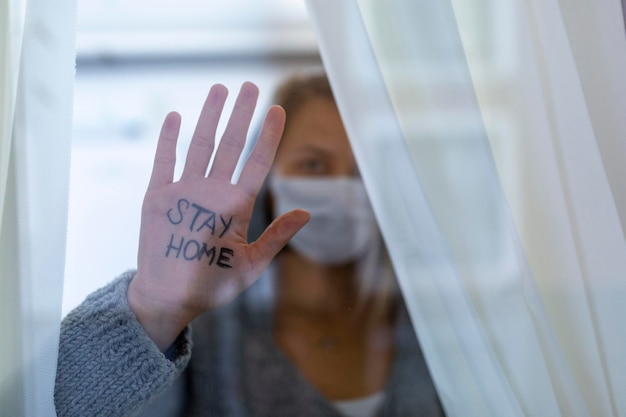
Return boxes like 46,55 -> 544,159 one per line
54,270 -> 192,417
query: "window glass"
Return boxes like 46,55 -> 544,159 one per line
60,3 -> 448,417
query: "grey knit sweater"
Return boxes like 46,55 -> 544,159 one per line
55,270 -> 445,417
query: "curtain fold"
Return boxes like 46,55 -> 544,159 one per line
306,0 -> 626,416
0,0 -> 25,229
1,0 -> 28,414
0,0 -> 77,415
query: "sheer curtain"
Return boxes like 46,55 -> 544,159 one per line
0,0 -> 76,415
306,0 -> 626,416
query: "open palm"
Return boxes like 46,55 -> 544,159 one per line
128,83 -> 309,350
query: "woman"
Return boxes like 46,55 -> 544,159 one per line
55,72 -> 444,417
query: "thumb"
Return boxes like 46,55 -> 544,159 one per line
248,209 -> 310,275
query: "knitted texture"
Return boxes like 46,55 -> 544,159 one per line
54,270 -> 192,417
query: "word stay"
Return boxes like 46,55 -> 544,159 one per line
167,198 -> 233,238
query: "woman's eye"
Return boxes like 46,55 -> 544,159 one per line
298,159 -> 327,175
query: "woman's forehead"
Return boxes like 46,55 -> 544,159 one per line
283,98 -> 347,142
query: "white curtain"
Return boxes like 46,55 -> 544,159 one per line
306,0 -> 626,416
0,0 -> 76,415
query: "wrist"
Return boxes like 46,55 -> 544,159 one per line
127,272 -> 196,352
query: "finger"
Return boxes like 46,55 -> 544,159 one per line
237,105 -> 286,197
209,82 -> 259,181
181,85 -> 228,180
148,112 -> 181,189
247,209 -> 310,278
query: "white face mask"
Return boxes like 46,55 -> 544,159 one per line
269,176 -> 379,265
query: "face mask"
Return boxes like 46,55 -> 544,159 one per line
269,176 -> 379,265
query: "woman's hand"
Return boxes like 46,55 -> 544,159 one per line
128,82 -> 310,351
